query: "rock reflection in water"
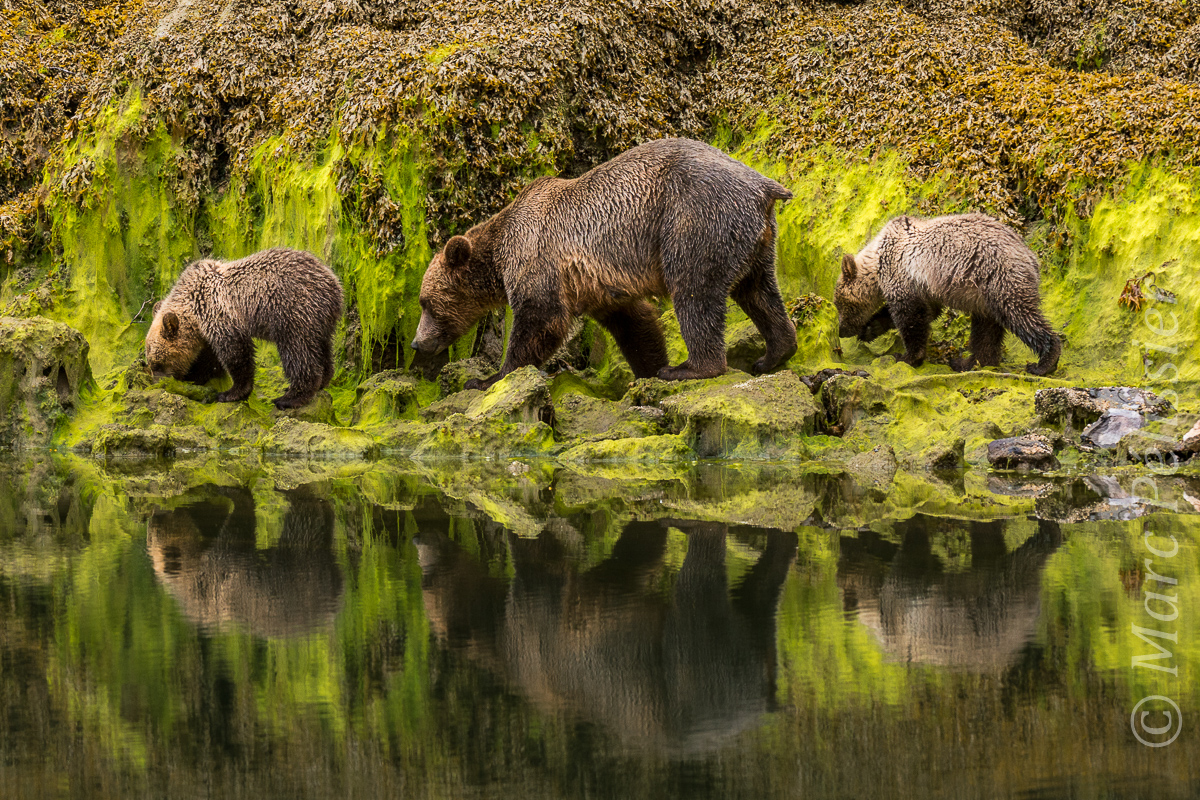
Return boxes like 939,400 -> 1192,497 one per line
417,517 -> 797,753
147,485 -> 344,637
839,518 -> 1063,670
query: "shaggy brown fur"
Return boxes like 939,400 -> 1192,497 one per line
412,138 -> 798,390
835,213 -> 1061,376
146,248 -> 343,407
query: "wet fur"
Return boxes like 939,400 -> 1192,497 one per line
413,138 -> 798,389
835,213 -> 1060,376
146,248 -> 343,407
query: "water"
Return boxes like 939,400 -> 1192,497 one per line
1,458 -> 1197,798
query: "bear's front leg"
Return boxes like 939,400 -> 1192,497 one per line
888,297 -> 934,368
464,305 -> 568,392
210,332 -> 256,403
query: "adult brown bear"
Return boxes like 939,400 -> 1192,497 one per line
411,138 -> 798,390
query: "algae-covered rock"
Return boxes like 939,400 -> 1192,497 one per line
910,436 -> 966,471
438,357 -> 498,396
420,390 -> 484,422
660,370 -> 822,459
91,424 -> 175,458
724,319 -> 768,374
819,373 -> 892,434
277,390 -> 337,425
0,316 -> 92,451
553,394 -> 661,443
987,435 -> 1059,472
261,418 -> 379,459
557,434 -> 695,463
1117,413 -> 1199,463
352,371 -> 418,425
462,366 -> 553,424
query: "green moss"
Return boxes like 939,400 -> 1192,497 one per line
557,434 -> 695,463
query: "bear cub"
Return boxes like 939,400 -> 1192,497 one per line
145,247 -> 343,408
411,138 -> 799,390
835,213 -> 1060,376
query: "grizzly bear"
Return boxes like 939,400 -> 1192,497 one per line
145,248 -> 343,408
410,138 -> 798,390
835,213 -> 1061,376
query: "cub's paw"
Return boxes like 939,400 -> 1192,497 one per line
272,395 -> 307,410
464,375 -> 500,392
1025,361 -> 1056,377
215,390 -> 251,404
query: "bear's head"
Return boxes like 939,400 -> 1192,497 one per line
411,235 -> 500,355
834,245 -> 885,339
145,301 -> 208,378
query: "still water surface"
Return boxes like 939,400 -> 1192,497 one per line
1,458 -> 1197,798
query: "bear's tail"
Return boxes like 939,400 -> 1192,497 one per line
765,182 -> 793,203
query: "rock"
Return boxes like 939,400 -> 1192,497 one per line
411,415 -> 556,459
724,319 -> 767,373
277,390 -> 337,425
800,368 -> 870,395
0,316 -> 92,451
1080,408 -> 1144,449
261,418 -> 379,458
1035,387 -> 1172,429
819,373 -> 891,434
90,424 -> 174,458
420,390 -> 483,421
913,436 -> 965,470
553,394 -> 660,442
462,366 -> 553,425
1185,419 -> 1200,451
986,434 -> 1059,471
557,434 -> 695,463
352,371 -> 418,425
659,370 -> 822,459
437,356 -> 497,396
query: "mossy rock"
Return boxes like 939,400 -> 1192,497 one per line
90,424 -> 175,458
908,435 -> 966,471
437,357 -> 497,396
820,373 -> 893,433
463,366 -> 552,425
557,434 -> 695,463
261,418 -> 379,459
275,390 -> 337,426
724,319 -> 768,373
0,316 -> 92,451
352,371 -> 419,425
846,444 -> 899,490
553,394 -> 660,443
420,390 -> 483,422
659,370 -> 822,459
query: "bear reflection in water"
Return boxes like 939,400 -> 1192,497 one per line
147,486 -> 343,637
839,518 -> 1064,670
417,519 -> 797,752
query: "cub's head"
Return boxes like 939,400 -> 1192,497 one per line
411,235 -> 496,355
145,301 -> 207,378
834,245 -> 885,339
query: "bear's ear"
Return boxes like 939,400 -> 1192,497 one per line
162,311 -> 180,339
841,253 -> 857,282
444,236 -> 472,271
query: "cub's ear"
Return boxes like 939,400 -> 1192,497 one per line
841,253 -> 857,282
444,236 -> 472,271
163,311 -> 180,339
153,301 -> 163,316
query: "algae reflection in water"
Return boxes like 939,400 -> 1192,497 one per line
0,458 -> 1196,798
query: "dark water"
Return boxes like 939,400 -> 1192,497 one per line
1,458 -> 1197,799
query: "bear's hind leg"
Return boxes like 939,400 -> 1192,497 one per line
275,337 -> 325,409
951,314 -> 1005,372
593,300 -> 669,379
730,249 -> 797,374
997,299 -> 1061,376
